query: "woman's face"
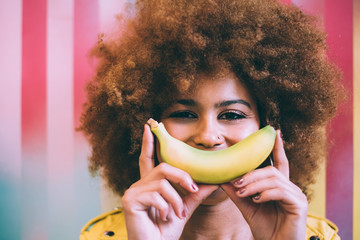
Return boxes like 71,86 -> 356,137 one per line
160,71 -> 260,203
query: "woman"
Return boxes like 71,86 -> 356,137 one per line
79,0 -> 343,239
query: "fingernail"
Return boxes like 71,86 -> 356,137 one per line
192,183 -> 198,191
233,178 -> 244,186
182,210 -> 186,218
252,193 -> 261,200
237,187 -> 246,195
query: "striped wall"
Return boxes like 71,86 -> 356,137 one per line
0,0 -> 358,239
353,0 -> 360,239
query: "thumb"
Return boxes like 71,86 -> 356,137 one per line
182,185 -> 218,218
272,129 -> 289,178
139,124 -> 155,178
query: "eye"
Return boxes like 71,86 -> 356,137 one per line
168,111 -> 198,119
218,110 -> 246,120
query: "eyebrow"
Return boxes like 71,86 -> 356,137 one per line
215,99 -> 252,109
175,99 -> 252,109
176,99 -> 196,106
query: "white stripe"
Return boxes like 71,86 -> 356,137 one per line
0,0 -> 23,180
292,0 -> 325,19
47,0 -> 75,238
47,0 -> 74,179
99,0 -> 127,35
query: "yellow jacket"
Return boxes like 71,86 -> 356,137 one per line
80,208 -> 340,240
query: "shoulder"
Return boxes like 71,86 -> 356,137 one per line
306,213 -> 340,240
80,210 -> 340,240
80,208 -> 127,240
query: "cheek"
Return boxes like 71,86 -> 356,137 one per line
242,126 -> 260,138
226,123 -> 260,143
163,123 -> 193,142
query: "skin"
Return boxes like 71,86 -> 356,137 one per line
121,72 -> 308,240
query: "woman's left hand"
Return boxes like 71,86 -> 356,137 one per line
221,130 -> 308,240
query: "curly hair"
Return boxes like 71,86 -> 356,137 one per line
79,0 -> 344,199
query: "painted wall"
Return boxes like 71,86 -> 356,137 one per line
0,0 -> 358,239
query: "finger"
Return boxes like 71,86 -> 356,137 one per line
152,179 -> 185,219
272,130 -> 289,178
150,163 -> 199,194
122,179 -> 184,221
249,186 -> 307,211
233,176 -> 299,199
231,166 -> 286,189
254,187 -> 309,219
221,181 -> 304,222
145,192 -> 170,221
182,185 -> 219,219
227,174 -> 307,215
139,124 -> 155,178
122,188 -> 169,222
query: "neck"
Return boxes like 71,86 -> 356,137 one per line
180,198 -> 253,240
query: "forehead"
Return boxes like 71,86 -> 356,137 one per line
178,71 -> 255,103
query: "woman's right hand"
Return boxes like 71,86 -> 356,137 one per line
122,124 -> 218,240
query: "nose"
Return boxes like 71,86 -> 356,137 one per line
192,118 -> 223,149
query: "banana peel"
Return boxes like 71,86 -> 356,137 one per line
147,118 -> 276,184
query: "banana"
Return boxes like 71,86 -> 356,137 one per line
147,118 -> 276,184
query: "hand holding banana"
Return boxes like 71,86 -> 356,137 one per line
147,118 -> 276,184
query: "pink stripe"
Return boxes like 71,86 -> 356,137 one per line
325,0 -> 354,239
74,0 -> 99,133
22,0 -> 47,152
22,1 -> 48,239
47,1 -> 75,237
